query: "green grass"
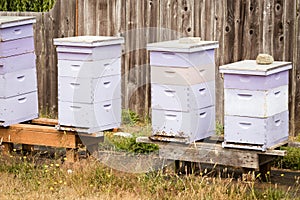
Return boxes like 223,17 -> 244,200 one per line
0,154 -> 299,199
273,146 -> 300,170
122,109 -> 140,126
100,131 -> 158,154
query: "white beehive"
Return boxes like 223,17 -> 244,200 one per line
54,36 -> 123,61
58,58 -> 121,78
0,16 -> 38,127
220,60 -> 292,151
152,106 -> 215,143
0,68 -> 37,98
58,75 -> 121,103
151,81 -> 215,112
147,38 -> 219,143
54,36 -> 124,133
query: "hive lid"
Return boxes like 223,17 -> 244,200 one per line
0,16 -> 36,28
219,60 -> 292,76
147,38 -> 219,53
53,36 -> 124,47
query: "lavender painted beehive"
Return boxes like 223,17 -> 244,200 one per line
0,16 -> 38,127
219,59 -> 292,151
54,36 -> 124,133
147,38 -> 219,143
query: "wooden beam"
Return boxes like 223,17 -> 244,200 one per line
31,118 -> 58,126
136,137 -> 287,169
158,141 -> 260,169
288,141 -> 300,148
0,124 -> 77,148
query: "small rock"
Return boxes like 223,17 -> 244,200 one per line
179,37 -> 201,44
113,132 -> 133,138
256,54 -> 274,65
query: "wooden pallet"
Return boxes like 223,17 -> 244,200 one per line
136,136 -> 287,174
0,118 -> 104,162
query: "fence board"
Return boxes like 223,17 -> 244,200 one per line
1,0 -> 300,135
293,0 -> 300,136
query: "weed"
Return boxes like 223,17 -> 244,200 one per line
216,121 -> 224,136
101,133 -> 158,154
122,109 -> 140,126
0,154 -> 298,199
273,146 -> 300,170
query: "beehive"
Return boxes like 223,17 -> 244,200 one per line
220,60 -> 292,151
147,38 -> 219,143
0,16 -> 38,126
54,36 -> 124,133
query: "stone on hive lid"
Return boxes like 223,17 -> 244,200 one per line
256,54 -> 274,65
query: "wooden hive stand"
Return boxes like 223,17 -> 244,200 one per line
0,118 -> 104,162
136,136 -> 289,178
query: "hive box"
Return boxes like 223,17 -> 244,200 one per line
224,85 -> 288,118
223,111 -> 289,151
0,37 -> 35,57
0,68 -> 37,98
58,99 -> 121,133
58,58 -> 121,78
152,106 -> 215,143
0,16 -> 35,41
0,52 -> 36,74
54,36 -> 124,61
220,60 -> 292,151
58,75 -> 121,103
151,81 -> 215,112
54,36 -> 124,133
151,64 -> 215,85
0,91 -> 38,127
147,40 -> 217,68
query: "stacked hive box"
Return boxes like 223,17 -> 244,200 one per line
147,38 -> 219,143
54,36 -> 124,133
0,16 -> 38,127
220,60 -> 292,151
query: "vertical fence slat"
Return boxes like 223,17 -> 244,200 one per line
243,0 -> 260,59
214,0 -> 225,124
2,0 -> 300,135
293,0 -> 300,136
272,0 -> 284,60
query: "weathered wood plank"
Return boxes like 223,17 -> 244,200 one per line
95,0 -> 107,36
261,0 -> 273,55
214,0 -> 225,124
31,118 -> 58,126
136,137 -> 286,169
289,0 -> 298,137
243,0 -> 260,59
2,0 -> 300,136
223,0 -> 234,64
288,141 -> 300,148
232,0 -> 245,61
193,0 -> 201,37
136,137 -> 259,169
272,0 -> 284,60
0,124 -> 77,148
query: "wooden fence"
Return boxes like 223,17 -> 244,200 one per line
1,0 -> 300,136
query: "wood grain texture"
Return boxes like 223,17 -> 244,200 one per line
136,137 -> 287,169
1,0 -> 300,135
0,124 -> 77,148
293,0 -> 300,136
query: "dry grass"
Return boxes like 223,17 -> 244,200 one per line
0,152 -> 299,200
